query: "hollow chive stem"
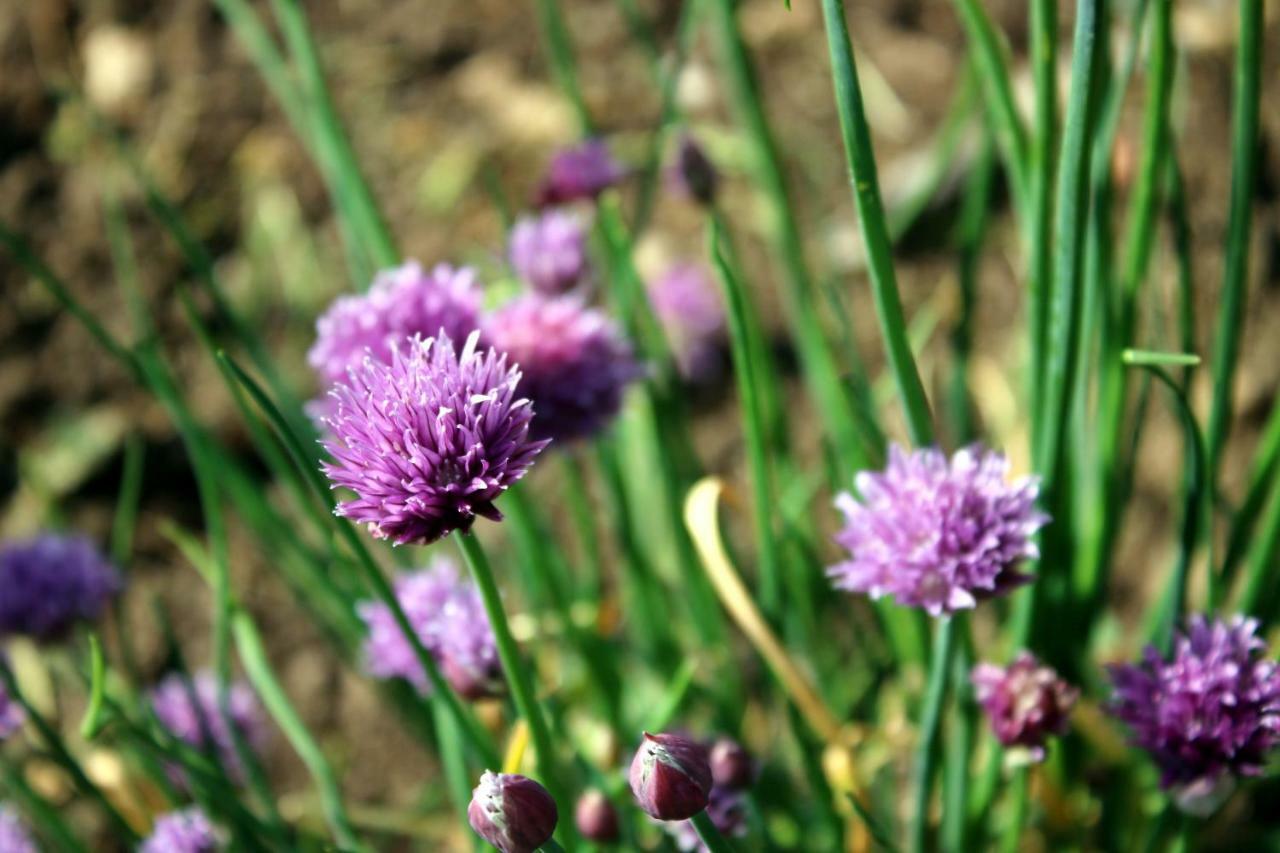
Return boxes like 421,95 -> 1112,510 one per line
690,810 -> 737,853
456,531 -> 575,849
909,617 -> 955,853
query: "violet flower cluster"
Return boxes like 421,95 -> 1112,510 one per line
140,808 -> 221,853
150,671 -> 267,785
1108,615 -> 1280,808
664,786 -> 748,853
485,295 -> 643,444
358,558 -> 500,699
972,652 -> 1077,761
535,139 -> 625,207
0,534 -> 121,642
509,209 -> 590,295
647,264 -> 725,383
321,332 -> 548,545
829,445 -> 1047,616
0,804 -> 35,853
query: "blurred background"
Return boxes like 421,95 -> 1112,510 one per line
2,0 -> 1279,846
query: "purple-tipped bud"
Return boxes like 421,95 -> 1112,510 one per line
629,731 -> 712,821
468,771 -> 559,853
669,133 -> 717,206
664,786 -> 748,852
971,652 -> 1077,761
0,534 -> 122,642
140,807 -> 221,853
574,789 -> 620,843
535,139 -> 626,207
509,209 -> 590,295
709,738 -> 755,790
0,804 -> 36,853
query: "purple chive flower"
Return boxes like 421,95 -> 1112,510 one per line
1107,615 -> 1280,812
647,264 -> 725,383
0,804 -> 35,853
485,295 -> 643,444
664,786 -> 747,852
629,731 -> 713,821
0,534 -> 122,642
358,558 -> 500,699
468,771 -> 559,853
150,671 -> 267,785
0,670 -> 22,742
668,133 -> 718,206
535,139 -> 626,207
972,652 -> 1077,761
321,332 -> 548,545
828,445 -> 1047,616
307,261 -> 483,414
140,808 -> 220,853
508,209 -> 591,295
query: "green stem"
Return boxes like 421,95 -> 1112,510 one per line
534,0 -> 594,135
999,768 -> 1030,853
909,618 -> 955,853
819,0 -> 935,448
1027,0 -> 1057,414
941,627 -> 974,852
690,810 -> 737,853
455,532 -> 575,849
560,452 -> 604,600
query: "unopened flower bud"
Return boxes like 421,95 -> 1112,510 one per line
709,738 -> 755,790
629,731 -> 712,821
670,133 -> 717,206
574,789 -> 620,843
468,771 -> 559,853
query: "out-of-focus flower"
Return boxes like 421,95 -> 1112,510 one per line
0,534 -> 121,642
629,731 -> 712,821
828,445 -> 1047,616
647,264 -> 725,384
535,139 -> 626,207
971,652 -> 1077,761
509,210 -> 590,295
468,771 -> 559,853
307,261 -> 483,414
663,786 -> 747,852
358,558 -> 500,699
321,333 -> 548,545
140,807 -> 221,853
574,789 -> 620,843
485,295 -> 643,444
1108,615 -> 1280,814
150,671 -> 267,785
668,133 -> 718,206
0,666 -> 22,741
708,737 -> 755,790
0,803 -> 35,853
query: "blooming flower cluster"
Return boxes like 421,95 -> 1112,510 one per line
0,804 -> 35,853
321,333 -> 548,545
509,209 -> 590,295
534,139 -> 626,207
0,534 -> 121,642
829,445 -> 1047,616
150,671 -> 267,785
972,652 -> 1077,761
1108,615 -> 1280,809
140,808 -> 221,853
485,295 -> 642,443
358,558 -> 500,699
647,264 -> 725,383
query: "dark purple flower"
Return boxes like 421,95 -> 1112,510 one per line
0,534 -> 122,641
663,786 -> 747,852
0,670 -> 21,741
358,558 -> 500,699
828,445 -> 1047,616
509,209 -> 590,295
574,789 -> 620,843
1107,615 -> 1280,812
140,808 -> 221,853
485,295 -> 643,444
0,804 -> 35,853
150,671 -> 267,785
668,133 -> 718,206
629,731 -> 712,821
709,737 -> 755,790
320,332 -> 548,545
972,652 -> 1077,761
648,263 -> 725,383
468,771 -> 559,853
535,139 -> 626,207
307,261 -> 483,415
